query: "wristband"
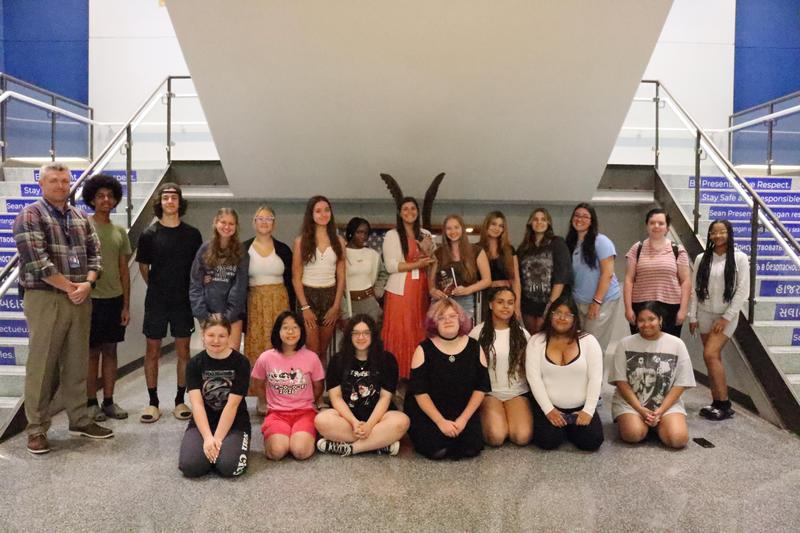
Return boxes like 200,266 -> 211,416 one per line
300,305 -> 311,311
592,297 -> 603,305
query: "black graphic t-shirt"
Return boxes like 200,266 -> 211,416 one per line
186,349 -> 251,434
518,236 -> 571,304
325,351 -> 399,422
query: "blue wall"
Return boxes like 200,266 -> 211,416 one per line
735,0 -> 800,111
1,0 -> 88,103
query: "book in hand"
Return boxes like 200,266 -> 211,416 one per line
437,266 -> 459,296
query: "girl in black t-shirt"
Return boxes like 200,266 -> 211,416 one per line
314,314 -> 410,456
178,317 -> 251,477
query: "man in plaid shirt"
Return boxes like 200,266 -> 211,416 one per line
13,162 -> 114,454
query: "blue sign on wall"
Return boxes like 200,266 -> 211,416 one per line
0,319 -> 28,338
33,169 -> 137,183
0,251 -> 15,266
775,304 -> 800,321
0,232 -> 14,247
0,215 -> 15,230
757,259 -> 800,276
689,176 -> 793,190
701,191 -> 800,206
710,206 -> 800,221
21,182 -> 128,197
760,279 -> 800,297
0,347 -> 15,365
793,329 -> 800,347
5,199 -> 36,213
0,293 -> 22,312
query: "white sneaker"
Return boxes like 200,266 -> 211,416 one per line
316,438 -> 353,456
377,440 -> 401,456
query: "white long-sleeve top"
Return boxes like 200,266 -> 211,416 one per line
525,332 -> 603,416
382,228 -> 431,296
688,249 -> 750,322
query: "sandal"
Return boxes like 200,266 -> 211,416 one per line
173,403 -> 192,420
140,405 -> 161,424
699,405 -> 735,421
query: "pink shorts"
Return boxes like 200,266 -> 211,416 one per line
262,409 -> 317,439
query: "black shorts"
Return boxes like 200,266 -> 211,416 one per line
143,295 -> 195,340
90,295 -> 127,347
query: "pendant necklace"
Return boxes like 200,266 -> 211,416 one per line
439,333 -> 459,362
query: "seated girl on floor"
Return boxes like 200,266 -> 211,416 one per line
405,298 -> 491,459
179,317 -> 251,478
251,311 -> 325,460
468,288 -> 533,447
609,301 -> 695,449
314,314 -> 410,456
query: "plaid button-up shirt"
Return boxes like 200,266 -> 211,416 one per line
13,198 -> 102,290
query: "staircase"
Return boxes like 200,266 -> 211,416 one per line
0,163 -> 163,437
661,170 -> 800,400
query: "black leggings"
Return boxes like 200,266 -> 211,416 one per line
531,401 -> 604,452
630,301 -> 683,337
179,427 -> 250,478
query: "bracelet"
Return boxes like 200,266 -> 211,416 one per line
300,305 -> 311,311
592,298 -> 603,305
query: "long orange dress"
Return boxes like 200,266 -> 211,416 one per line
381,237 -> 429,379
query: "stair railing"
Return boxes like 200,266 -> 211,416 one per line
636,80 -> 800,324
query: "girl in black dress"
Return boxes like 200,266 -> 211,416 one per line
405,299 -> 491,459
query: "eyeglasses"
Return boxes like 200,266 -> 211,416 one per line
351,330 -> 371,338
436,314 -> 460,322
553,311 -> 575,320
254,216 -> 275,223
280,325 -> 300,332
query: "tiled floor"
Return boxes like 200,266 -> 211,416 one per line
1,354 -> 799,533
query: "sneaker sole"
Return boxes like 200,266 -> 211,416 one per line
68,429 -> 114,439
27,446 -> 50,454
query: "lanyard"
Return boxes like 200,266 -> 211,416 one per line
42,200 -> 73,247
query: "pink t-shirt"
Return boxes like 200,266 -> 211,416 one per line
251,347 -> 325,412
626,239 -> 690,305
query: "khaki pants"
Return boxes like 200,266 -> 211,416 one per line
577,297 -> 621,354
23,290 -> 92,435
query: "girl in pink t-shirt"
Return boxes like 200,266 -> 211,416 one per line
251,311 -> 324,460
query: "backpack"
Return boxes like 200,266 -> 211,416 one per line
633,240 -> 680,282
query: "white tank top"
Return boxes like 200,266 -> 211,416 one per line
302,247 -> 337,287
248,246 -> 285,286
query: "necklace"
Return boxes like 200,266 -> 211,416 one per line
438,334 -> 460,362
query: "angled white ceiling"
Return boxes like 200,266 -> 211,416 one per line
166,0 -> 672,201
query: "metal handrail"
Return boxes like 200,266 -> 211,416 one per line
0,72 -> 91,111
642,79 -> 800,322
732,88 -> 800,119
0,75 -> 193,295
0,91 -> 99,126
721,103 -> 800,134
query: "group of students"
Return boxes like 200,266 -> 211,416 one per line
76,176 -> 748,477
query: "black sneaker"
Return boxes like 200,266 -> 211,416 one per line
699,405 -> 735,421
69,422 -> 115,439
316,438 -> 352,456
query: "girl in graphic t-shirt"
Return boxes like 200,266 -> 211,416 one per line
314,314 -> 410,456
609,301 -> 696,449
251,311 -> 325,460
179,317 -> 251,478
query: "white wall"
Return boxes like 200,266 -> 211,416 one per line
88,0 -> 217,163
89,1 -> 734,169
609,0 -> 736,165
